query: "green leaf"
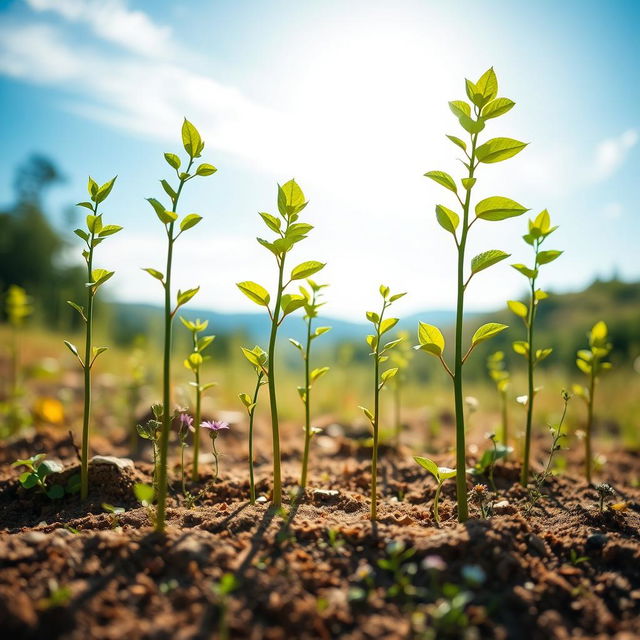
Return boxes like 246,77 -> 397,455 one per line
20,473 -> 38,489
446,135 -> 467,151
180,214 -> 202,232
90,269 -> 114,287
177,287 -> 199,307
280,294 -> 306,316
435,204 -> 460,234
417,322 -> 445,357
366,311 -> 380,324
38,459 -> 63,476
76,202 -> 94,211
380,367 -> 398,384
195,163 -> 217,176
476,137 -> 528,164
64,340 -> 79,357
289,338 -> 303,351
438,467 -> 456,480
86,214 -> 102,233
74,228 -> 89,242
413,456 -> 439,479
459,114 -> 485,134
95,176 -> 117,204
424,171 -> 457,193
66,300 -> 86,322
88,176 -> 99,199
278,179 -> 307,218
470,250 -> 510,275
160,179 -> 176,201
379,284 -> 390,299
241,347 -> 264,369
475,67 -> 498,102
512,341 -> 529,356
512,263 -> 538,279
535,348 -> 553,364
482,97 -> 515,120
537,250 -> 563,265
134,483 -> 155,504
198,335 -> 215,352
389,292 -> 407,302
92,346 -> 108,361
507,300 -> 528,318
311,366 -> 329,382
143,268 -> 164,282
366,334 -> 378,351
576,358 -> 591,375
465,78 -> 483,106
98,225 -> 123,237
471,323 -> 508,346
164,153 -> 181,170
475,196 -> 528,221
147,198 -> 177,224
46,484 -> 65,500
313,326 -> 331,338
238,393 -> 253,410
182,118 -> 203,158
379,317 -> 399,335
448,100 -> 471,119
237,281 -> 270,307
358,406 -> 374,424
462,178 -> 476,190
291,260 -> 325,281
259,212 -> 281,233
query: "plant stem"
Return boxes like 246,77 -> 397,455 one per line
212,435 -> 220,480
433,482 -> 442,527
248,374 -> 262,504
521,244 -> 539,486
191,370 -> 201,482
181,444 -> 186,495
370,303 -> 385,521
267,258 -> 285,507
300,307 -> 313,488
501,389 -> 509,457
452,131 -> 478,523
394,380 -> 401,449
586,368 -> 595,484
80,229 -> 95,501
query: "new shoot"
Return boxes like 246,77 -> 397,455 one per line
413,456 -> 456,527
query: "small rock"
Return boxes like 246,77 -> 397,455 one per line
528,534 -> 547,556
586,532 -> 608,552
494,500 -> 509,509
90,455 -> 134,470
174,535 -> 210,560
256,496 -> 268,504
22,531 -> 47,544
313,489 -> 340,500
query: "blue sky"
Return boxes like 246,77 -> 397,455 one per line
0,0 -> 638,321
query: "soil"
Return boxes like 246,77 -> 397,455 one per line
0,422 -> 639,640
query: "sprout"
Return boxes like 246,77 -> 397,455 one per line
201,420 -> 230,480
414,456 -> 456,526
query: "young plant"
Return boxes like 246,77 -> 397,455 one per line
508,209 -> 561,485
144,119 -> 217,532
236,179 -> 325,506
359,285 -> 405,520
181,317 -> 216,481
486,351 -> 510,451
420,67 -> 527,521
594,483 -> 615,512
201,420 -> 230,480
239,346 -> 268,504
389,330 -> 413,448
574,321 -> 613,484
102,503 -> 125,529
468,433 -> 509,492
66,175 -> 121,500
136,403 -> 163,493
289,279 -> 331,488
12,454 -> 67,499
525,390 -> 569,514
413,456 -> 456,527
177,412 -> 194,494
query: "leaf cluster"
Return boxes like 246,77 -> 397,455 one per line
12,454 -> 78,499
574,321 -> 613,399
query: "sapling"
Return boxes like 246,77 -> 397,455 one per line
66,175 -> 122,500
413,456 -> 456,527
181,317 -> 216,481
389,330 -> 413,448
201,420 -> 230,480
486,351 -> 510,451
239,346 -> 268,503
421,67 -> 527,521
144,119 -> 217,532
574,321 -> 613,484
508,209 -> 561,485
359,285 -> 406,520
289,279 -> 331,488
236,179 -> 325,506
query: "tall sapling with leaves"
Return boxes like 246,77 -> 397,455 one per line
359,285 -> 405,521
508,209 -> 561,485
420,67 -> 527,521
66,176 -> 121,500
144,119 -> 217,532
289,279 -> 331,488
236,180 -> 325,507
574,321 -> 613,484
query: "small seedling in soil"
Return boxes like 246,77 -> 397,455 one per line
421,66 -> 527,521
359,284 -> 406,520
176,412 -> 195,494
236,179 -> 324,506
181,317 -> 216,480
136,403 -> 163,493
508,209 -> 561,485
144,118 -> 217,532
289,278 -> 331,488
486,351 -> 510,451
573,321 -> 613,484
66,175 -> 121,500
12,454 -> 72,499
469,483 -> 492,518
38,580 -> 72,610
413,456 -> 456,526
468,432 -> 509,492
212,573 -> 239,640
201,420 -> 230,480
389,330 -> 413,448
239,345 -> 268,503
102,503 -> 125,528
133,483 -> 156,525
595,483 -> 615,512
526,390 -> 570,514
377,540 -> 417,600
568,549 -> 589,566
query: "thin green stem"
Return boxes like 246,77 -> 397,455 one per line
300,303 -> 313,488
394,380 -> 401,449
248,373 -> 262,504
212,435 -> 220,481
501,389 -> 509,458
370,302 -> 386,521
433,482 -> 442,527
586,369 -> 595,484
191,371 -> 201,482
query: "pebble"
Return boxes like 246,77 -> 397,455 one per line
256,496 -> 268,504
528,534 -> 547,556
313,489 -> 340,499
22,531 -> 47,544
586,533 -> 608,552
90,455 -> 134,471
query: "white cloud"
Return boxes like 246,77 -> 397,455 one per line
591,129 -> 638,181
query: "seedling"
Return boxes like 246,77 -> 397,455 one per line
39,580 -> 72,610
486,351 -> 510,451
469,483 -> 492,518
136,403 -> 163,493
201,420 -> 230,480
377,540 -> 417,600
573,321 -> 613,484
595,483 -> 615,512
133,482 -> 156,525
236,179 -> 325,506
66,175 -> 121,500
239,346 -> 268,503
102,502 -> 125,528
414,456 -> 456,526
389,330 -> 413,448
143,119 -> 217,532
468,433 -> 509,492
289,279 -> 331,488
508,210 -> 561,485
181,317 -> 216,481
359,285 -> 406,520
177,412 -> 194,494
212,573 -> 239,640
568,549 -> 588,566
420,67 -> 527,521
12,454 -> 66,499
526,391 -> 569,513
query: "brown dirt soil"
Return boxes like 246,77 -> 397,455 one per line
0,425 -> 639,640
